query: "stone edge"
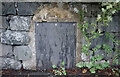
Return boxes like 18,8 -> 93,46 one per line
0,0 -> 120,2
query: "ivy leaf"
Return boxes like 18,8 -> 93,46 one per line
90,56 -> 95,62
90,68 -> 96,73
95,64 -> 101,69
101,62 -> 109,68
106,4 -> 112,9
112,10 -> 116,14
85,62 -> 93,68
61,68 -> 66,75
76,62 -> 85,68
97,14 -> 101,21
62,61 -> 65,66
96,45 -> 101,49
102,8 -> 106,13
96,55 -> 103,61
52,65 -> 56,68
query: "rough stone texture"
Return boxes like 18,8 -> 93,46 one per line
1,30 -> 30,45
90,34 -> 113,49
114,33 -> 120,49
17,2 -> 41,15
99,16 -> 120,32
14,46 -> 32,61
1,0 -> 115,2
2,2 -> 16,15
76,25 -> 82,63
0,57 -> 22,70
35,22 -> 76,70
0,2 -> 2,15
0,29 -> 2,38
9,16 -> 31,31
33,3 -> 79,22
23,32 -> 36,70
0,16 -> 9,29
1,0 -> 117,2
0,43 -> 13,57
81,53 -> 89,62
0,16 -> 2,29
83,17 -> 98,33
81,35 -> 88,45
82,3 -> 101,17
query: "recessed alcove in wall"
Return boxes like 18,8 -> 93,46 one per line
35,22 -> 76,70
28,3 -> 82,70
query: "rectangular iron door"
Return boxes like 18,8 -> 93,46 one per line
35,22 -> 76,70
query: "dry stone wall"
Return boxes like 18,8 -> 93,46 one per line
0,2 -> 120,70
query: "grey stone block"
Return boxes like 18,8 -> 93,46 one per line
114,33 -> 120,49
0,43 -> 13,57
99,16 -> 120,32
2,2 -> 16,15
90,34 -> 113,49
81,53 -> 89,62
83,3 -> 101,17
9,16 -> 31,31
14,46 -> 32,61
1,30 -> 30,45
0,57 -> 22,70
0,16 -> 9,29
17,2 -> 41,15
0,2 -> 2,15
0,29 -> 2,38
94,49 -> 114,60
84,17 -> 97,33
81,35 -> 88,45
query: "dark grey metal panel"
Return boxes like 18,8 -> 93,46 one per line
35,22 -> 76,70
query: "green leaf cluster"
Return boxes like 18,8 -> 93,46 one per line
52,61 -> 66,75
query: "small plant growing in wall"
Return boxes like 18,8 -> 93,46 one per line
52,61 -> 66,75
76,1 -> 120,76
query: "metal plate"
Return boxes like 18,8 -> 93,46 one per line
35,22 -> 76,70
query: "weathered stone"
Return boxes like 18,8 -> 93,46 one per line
84,17 -> 97,33
1,30 -> 30,45
0,43 -> 13,57
9,16 -> 31,31
2,2 -> 16,15
0,16 -> 9,29
14,46 -> 32,61
0,29 -> 2,38
90,34 -> 113,49
35,22 -> 76,69
22,32 -> 36,70
114,33 -> 120,49
0,3 -> 2,15
83,3 -> 101,17
99,16 -> 120,32
108,16 -> 120,32
94,49 -> 113,60
0,57 -> 22,70
0,16 -> 2,29
17,2 -> 41,15
81,35 -> 88,45
33,4 -> 79,22
81,53 -> 89,62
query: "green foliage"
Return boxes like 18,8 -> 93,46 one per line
52,61 -> 66,75
76,61 -> 110,73
77,1 -> 120,75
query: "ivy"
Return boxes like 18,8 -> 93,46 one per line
76,1 -> 120,75
52,61 -> 66,75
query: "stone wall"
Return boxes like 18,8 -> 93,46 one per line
0,2 -> 120,70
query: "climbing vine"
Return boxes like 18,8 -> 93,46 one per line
76,1 -> 120,76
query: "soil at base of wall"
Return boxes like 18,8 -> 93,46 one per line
1,67 -> 120,77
